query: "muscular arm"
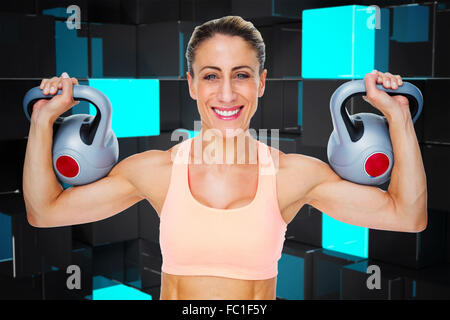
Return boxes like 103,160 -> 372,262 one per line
23,111 -> 147,228
289,71 -> 427,233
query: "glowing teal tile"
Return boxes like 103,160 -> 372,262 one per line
55,21 -> 88,78
42,8 -> 67,19
302,5 -> 376,78
322,213 -> 368,258
277,254 -> 304,300
0,213 -> 12,261
375,8 -> 390,72
88,79 -> 160,138
391,5 -> 429,43
297,81 -> 302,126
91,36 -> 103,78
93,284 -> 152,300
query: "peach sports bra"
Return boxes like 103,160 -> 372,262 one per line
159,138 -> 287,280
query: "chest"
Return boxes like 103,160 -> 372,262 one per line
187,164 -> 259,210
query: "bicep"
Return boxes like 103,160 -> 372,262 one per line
40,158 -> 144,227
303,159 -> 405,232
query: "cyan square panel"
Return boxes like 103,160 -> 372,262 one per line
92,276 -> 152,300
302,5 -> 376,78
277,253 -> 304,300
322,213 -> 368,258
88,79 -> 160,138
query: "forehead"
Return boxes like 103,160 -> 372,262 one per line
193,34 -> 258,69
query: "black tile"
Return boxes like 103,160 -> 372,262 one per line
89,23 -> 137,78
0,261 -> 42,300
137,21 -> 195,77
87,0 -> 121,24
422,79 -> 450,144
0,0 -> 36,14
369,209 -> 447,269
37,0 -> 88,22
387,3 -> 434,77
435,10 -> 450,77
160,80 -> 182,131
92,242 -> 124,283
0,139 -> 27,193
120,0 -> 180,24
260,80 -> 283,130
0,13 -> 56,78
404,263 -> 450,299
311,249 -> 367,299
302,80 -> 347,148
422,144 -> 450,212
180,0 -> 232,23
286,205 -> 322,248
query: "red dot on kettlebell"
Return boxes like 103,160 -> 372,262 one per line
56,155 -> 79,178
365,153 -> 390,178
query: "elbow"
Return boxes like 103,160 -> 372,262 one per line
26,211 -> 44,228
403,211 -> 428,233
412,215 -> 428,233
26,207 -> 54,228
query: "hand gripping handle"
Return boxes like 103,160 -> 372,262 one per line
23,85 -> 113,148
329,79 -> 423,145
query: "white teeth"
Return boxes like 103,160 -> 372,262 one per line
213,107 -> 241,116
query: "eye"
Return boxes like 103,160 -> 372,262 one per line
204,74 -> 217,81
236,73 -> 249,79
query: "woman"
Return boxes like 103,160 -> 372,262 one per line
23,16 -> 427,300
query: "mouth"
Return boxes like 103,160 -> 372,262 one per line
211,105 -> 244,121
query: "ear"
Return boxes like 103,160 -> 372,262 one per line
258,69 -> 267,98
186,71 -> 197,100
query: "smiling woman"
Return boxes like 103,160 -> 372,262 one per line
23,14 -> 427,302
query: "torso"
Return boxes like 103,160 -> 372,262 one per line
133,139 -> 314,300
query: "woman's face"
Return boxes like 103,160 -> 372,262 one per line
187,34 -> 267,138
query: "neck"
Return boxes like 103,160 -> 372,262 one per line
191,128 -> 258,166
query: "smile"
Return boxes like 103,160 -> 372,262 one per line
212,106 -> 244,120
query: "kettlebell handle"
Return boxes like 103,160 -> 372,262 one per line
330,79 -> 423,144
23,85 -> 112,148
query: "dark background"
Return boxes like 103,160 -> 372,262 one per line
0,0 -> 449,300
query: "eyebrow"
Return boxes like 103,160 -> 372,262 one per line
199,65 -> 255,73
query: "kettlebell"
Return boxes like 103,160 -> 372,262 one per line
23,85 -> 119,186
327,79 -> 423,186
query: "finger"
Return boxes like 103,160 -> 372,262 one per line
364,70 -> 392,108
383,76 -> 391,89
364,70 -> 380,100
40,79 -> 47,90
44,77 -> 58,95
60,74 -> 74,106
49,82 -> 58,94
71,77 -> 79,85
395,75 -> 403,86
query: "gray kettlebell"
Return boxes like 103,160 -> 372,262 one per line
327,79 -> 423,186
23,85 -> 119,186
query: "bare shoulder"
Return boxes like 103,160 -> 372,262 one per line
108,148 -> 174,188
273,148 -> 339,205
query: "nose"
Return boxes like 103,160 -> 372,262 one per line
217,78 -> 236,104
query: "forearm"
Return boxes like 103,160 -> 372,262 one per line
23,113 -> 63,222
386,110 -> 427,229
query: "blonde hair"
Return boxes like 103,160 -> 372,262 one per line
185,16 -> 265,77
